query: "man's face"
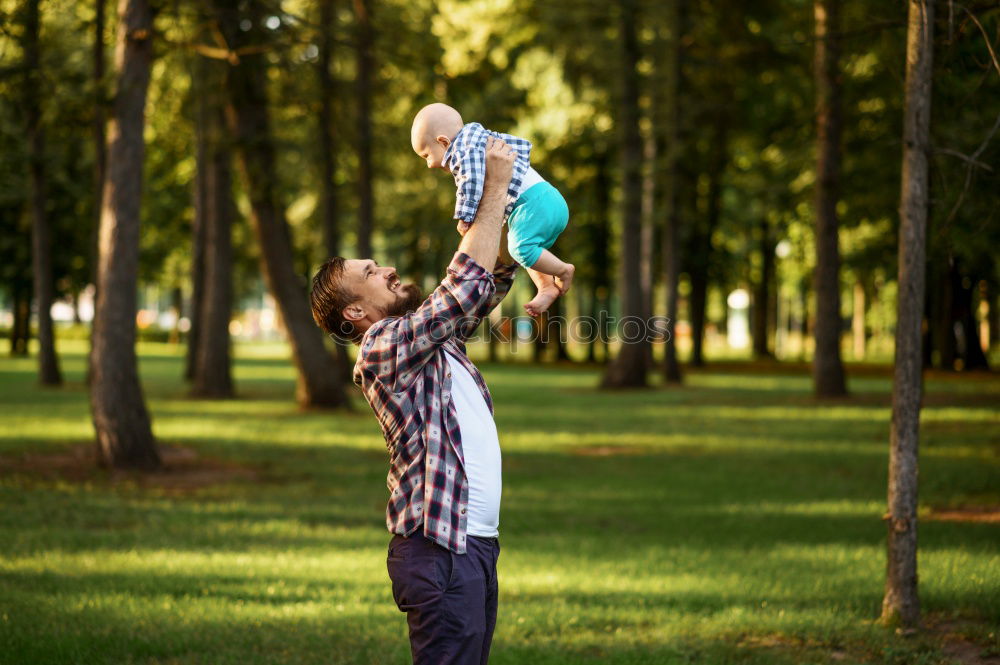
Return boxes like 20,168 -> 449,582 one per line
341,259 -> 424,326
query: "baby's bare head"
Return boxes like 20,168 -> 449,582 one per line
411,103 -> 463,170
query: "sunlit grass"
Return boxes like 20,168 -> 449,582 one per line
1,340 -> 998,664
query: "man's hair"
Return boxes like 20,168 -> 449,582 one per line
310,257 -> 361,343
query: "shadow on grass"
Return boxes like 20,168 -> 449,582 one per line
4,442 -> 998,559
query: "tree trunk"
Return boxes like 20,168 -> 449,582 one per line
799,278 -> 810,362
212,0 -> 348,409
317,0 -> 353,383
502,288 -> 519,357
752,217 -> 775,359
852,278 -> 866,360
23,0 -> 63,386
193,101 -> 235,398
881,0 -> 933,631
72,290 -> 82,324
186,56 -> 209,381
549,297 -> 570,361
10,288 -> 31,357
689,116 -> 727,367
533,311 -> 548,363
689,271 -> 707,367
660,0 -> 684,384
89,0 -> 159,470
640,132 -> 656,370
487,319 -> 499,362
812,0 -> 848,396
933,257 -> 957,369
319,0 -> 340,259
591,149 -> 612,365
87,0 -> 107,387
768,255 -> 779,355
92,0 -> 107,299
169,286 -> 182,344
353,0 -> 375,258
601,0 -> 648,389
954,264 -> 989,370
586,289 -> 599,363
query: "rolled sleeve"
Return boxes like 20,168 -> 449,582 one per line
449,251 -> 495,282
358,252 -> 497,391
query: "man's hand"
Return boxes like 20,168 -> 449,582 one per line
458,138 -> 515,270
482,136 -> 516,193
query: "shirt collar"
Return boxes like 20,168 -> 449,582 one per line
441,138 -> 458,169
441,122 -> 474,170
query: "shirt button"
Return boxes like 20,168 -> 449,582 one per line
461,508 -> 466,515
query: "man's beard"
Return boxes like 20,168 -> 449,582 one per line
382,283 -> 425,319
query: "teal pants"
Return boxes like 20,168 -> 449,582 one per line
506,182 -> 569,268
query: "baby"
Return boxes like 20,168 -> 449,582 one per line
410,103 -> 574,316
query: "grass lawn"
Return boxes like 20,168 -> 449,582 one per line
1,340 -> 998,665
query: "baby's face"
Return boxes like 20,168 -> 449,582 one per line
412,135 -> 450,171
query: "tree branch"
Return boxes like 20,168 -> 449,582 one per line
934,147 -> 995,171
943,110 -> 1000,228
957,3 -> 1000,78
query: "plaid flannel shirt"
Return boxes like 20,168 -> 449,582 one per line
353,252 -> 517,554
443,122 -> 533,224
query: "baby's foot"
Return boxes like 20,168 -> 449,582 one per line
524,284 -> 561,317
555,263 -> 575,295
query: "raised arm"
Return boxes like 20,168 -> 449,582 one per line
476,225 -> 518,320
459,138 -> 515,268
358,139 -> 515,391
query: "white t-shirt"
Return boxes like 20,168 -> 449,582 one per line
444,351 -> 502,537
519,166 -> 546,195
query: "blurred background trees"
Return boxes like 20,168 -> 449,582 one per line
0,0 -> 997,399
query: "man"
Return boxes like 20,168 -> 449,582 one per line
310,138 -> 517,664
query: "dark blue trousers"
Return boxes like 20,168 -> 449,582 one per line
386,531 -> 500,665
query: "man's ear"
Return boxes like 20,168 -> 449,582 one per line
435,134 -> 451,150
342,303 -> 365,323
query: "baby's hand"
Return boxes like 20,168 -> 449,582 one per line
457,221 -> 472,236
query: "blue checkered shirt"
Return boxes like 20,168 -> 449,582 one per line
443,122 -> 533,224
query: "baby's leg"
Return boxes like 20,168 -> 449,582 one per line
524,250 -> 575,316
529,249 -> 575,296
524,268 -> 561,317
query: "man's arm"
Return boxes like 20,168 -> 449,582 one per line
356,139 -> 514,391
452,209 -> 519,340
476,225 -> 518,320
458,137 -> 515,268
451,139 -> 517,334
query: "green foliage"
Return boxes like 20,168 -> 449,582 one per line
0,0 -> 997,353
0,0 -> 98,301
